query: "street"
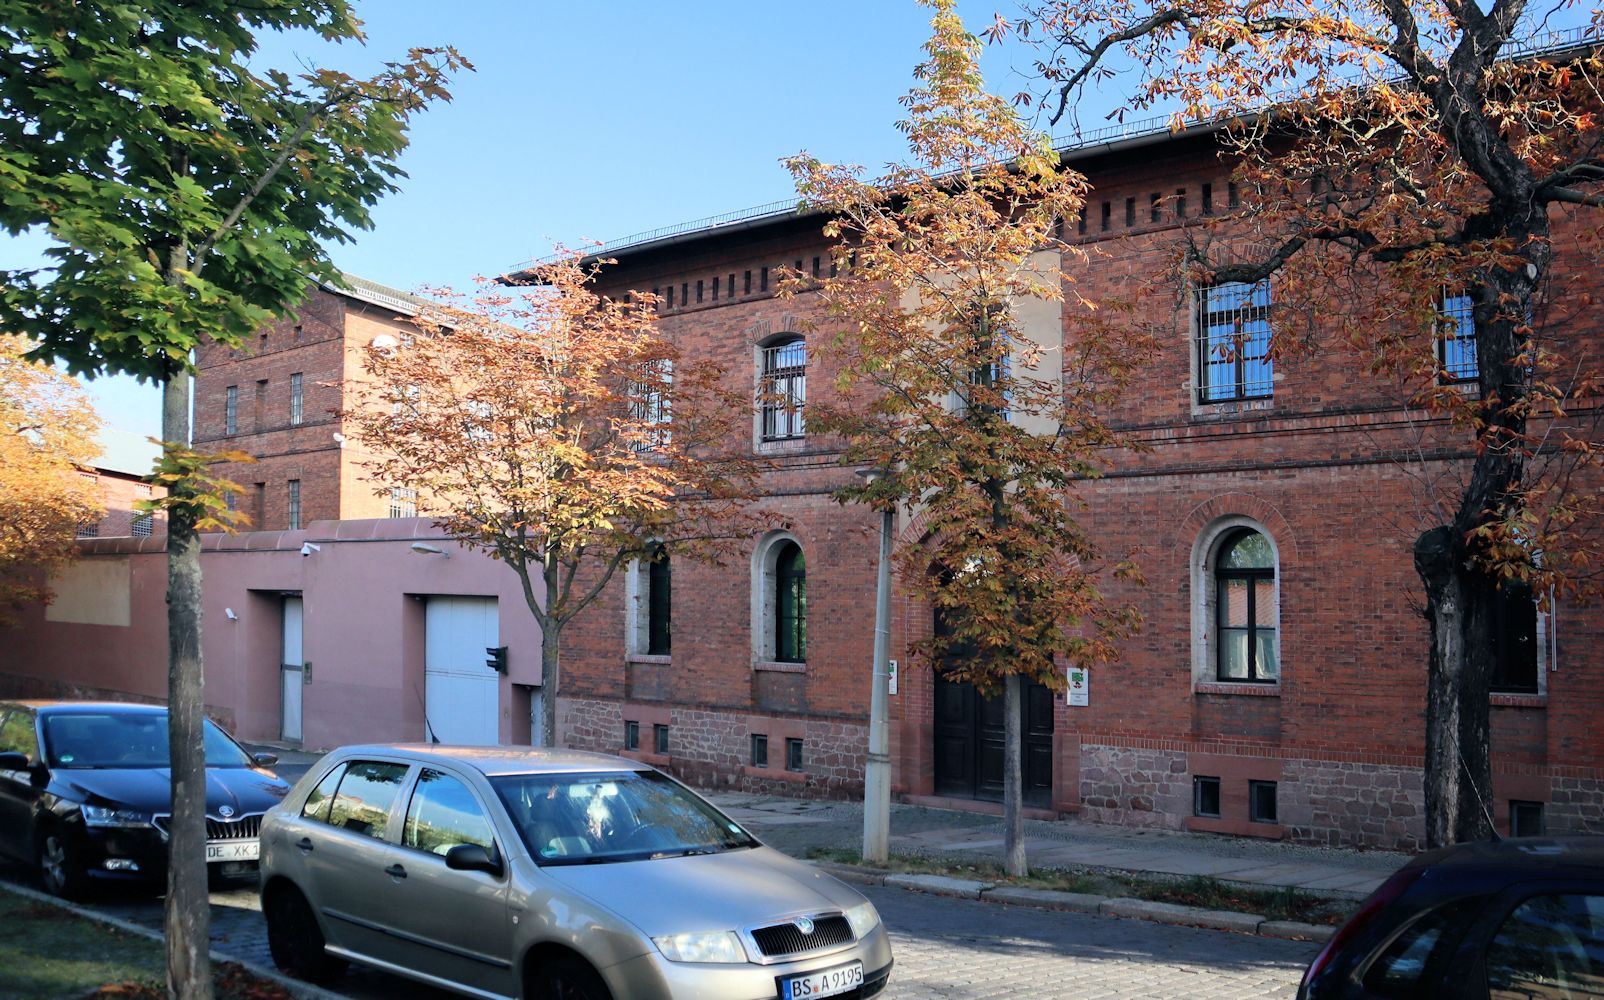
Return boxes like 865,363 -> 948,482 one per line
53,877 -> 1316,999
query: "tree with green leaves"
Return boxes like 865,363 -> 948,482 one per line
785,0 -> 1149,876
0,4 -> 465,995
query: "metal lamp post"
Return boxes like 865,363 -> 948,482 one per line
857,467 -> 894,864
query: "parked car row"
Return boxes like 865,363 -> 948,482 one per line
0,700 -> 893,1000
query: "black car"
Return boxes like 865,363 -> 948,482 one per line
1299,836 -> 1604,999
0,701 -> 292,898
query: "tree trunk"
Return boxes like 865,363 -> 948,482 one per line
162,374 -> 212,1000
539,620 -> 560,749
1001,673 -> 1027,876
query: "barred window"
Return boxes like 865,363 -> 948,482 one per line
389,487 -> 417,519
287,479 -> 301,530
131,513 -> 153,538
76,522 -> 99,538
289,373 -> 304,426
760,337 -> 806,441
1437,292 -> 1479,384
1196,281 -> 1273,403
225,385 -> 238,435
630,359 -> 673,452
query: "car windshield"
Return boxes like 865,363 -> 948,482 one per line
41,712 -> 255,769
491,770 -> 759,866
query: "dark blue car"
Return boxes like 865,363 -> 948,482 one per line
0,701 -> 291,898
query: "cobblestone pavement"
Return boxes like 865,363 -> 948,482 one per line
30,878 -> 1315,999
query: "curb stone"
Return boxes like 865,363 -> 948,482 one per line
0,878 -> 345,1000
813,860 -> 1337,941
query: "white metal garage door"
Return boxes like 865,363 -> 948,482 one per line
424,597 -> 500,746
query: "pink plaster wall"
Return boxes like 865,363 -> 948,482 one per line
2,518 -> 544,749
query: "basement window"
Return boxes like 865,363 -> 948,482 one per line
1249,780 -> 1278,824
1193,776 -> 1221,818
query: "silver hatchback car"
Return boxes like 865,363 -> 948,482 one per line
259,745 -> 893,1000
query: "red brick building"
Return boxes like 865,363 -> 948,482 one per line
194,275 -> 426,532
77,428 -> 165,540
545,121 -> 1602,852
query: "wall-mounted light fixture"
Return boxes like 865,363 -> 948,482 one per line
410,542 -> 448,557
300,542 -> 321,557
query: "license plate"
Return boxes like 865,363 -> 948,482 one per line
205,841 -> 259,863
782,961 -> 863,999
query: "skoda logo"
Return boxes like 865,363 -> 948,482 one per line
795,917 -> 815,936
218,805 -> 235,818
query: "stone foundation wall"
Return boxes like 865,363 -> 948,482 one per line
1078,745 -> 1193,829
1281,760 -> 1425,851
562,697 -> 867,799
1547,776 -> 1604,834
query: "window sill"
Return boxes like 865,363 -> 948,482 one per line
1195,681 -> 1281,698
1491,693 -> 1546,709
744,765 -> 806,783
619,749 -> 671,767
626,654 -> 672,666
754,660 -> 806,674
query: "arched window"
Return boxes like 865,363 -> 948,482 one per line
774,541 -> 807,662
1215,528 -> 1277,682
646,545 -> 671,656
760,336 -> 806,441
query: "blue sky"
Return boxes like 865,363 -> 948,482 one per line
9,1 -> 1052,439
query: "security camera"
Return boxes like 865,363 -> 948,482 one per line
300,542 -> 321,557
332,432 -> 346,449
224,608 -> 238,621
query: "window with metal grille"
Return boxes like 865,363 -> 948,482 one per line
785,737 -> 804,772
225,385 -> 238,435
760,338 -> 806,441
289,373 -> 304,425
1196,280 -> 1274,402
389,487 -> 417,519
647,545 -> 671,655
750,734 -> 768,768
287,479 -> 301,530
76,522 -> 98,538
775,541 -> 806,662
132,513 -> 153,538
1437,291 -> 1479,384
630,359 -> 672,452
1215,528 -> 1277,682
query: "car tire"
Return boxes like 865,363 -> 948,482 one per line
531,956 -> 613,1000
264,884 -> 347,984
36,826 -> 87,900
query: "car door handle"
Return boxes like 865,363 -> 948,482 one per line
384,863 -> 407,879
295,837 -> 314,853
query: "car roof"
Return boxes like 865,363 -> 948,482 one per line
1411,835 -> 1604,873
329,744 -> 653,777
5,701 -> 168,716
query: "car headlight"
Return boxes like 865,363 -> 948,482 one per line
843,900 -> 880,939
82,804 -> 155,828
651,930 -> 747,964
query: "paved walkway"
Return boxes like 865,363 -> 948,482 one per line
708,792 -> 1407,900
247,742 -> 1405,900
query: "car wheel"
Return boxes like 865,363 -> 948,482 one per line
264,885 -> 347,983
36,827 -> 87,900
532,956 -> 612,1000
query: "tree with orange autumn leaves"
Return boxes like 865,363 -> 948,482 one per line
785,0 -> 1150,876
0,335 -> 103,626
1008,0 -> 1604,845
350,256 -> 761,748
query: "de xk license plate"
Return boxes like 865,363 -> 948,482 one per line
205,841 -> 258,863
782,961 -> 863,999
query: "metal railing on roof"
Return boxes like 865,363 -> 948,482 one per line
516,25 -> 1597,270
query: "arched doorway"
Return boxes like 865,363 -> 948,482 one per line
931,607 -> 1054,807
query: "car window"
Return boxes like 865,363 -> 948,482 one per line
1486,893 -> 1604,1000
403,769 -> 495,857
40,712 -> 253,768
1363,899 -> 1480,998
301,764 -> 348,823
326,761 -> 409,840
0,709 -> 38,762
491,769 -> 758,866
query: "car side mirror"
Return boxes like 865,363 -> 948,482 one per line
252,752 -> 279,767
0,750 -> 29,771
445,843 -> 503,877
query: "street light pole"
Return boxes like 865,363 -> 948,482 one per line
859,468 -> 894,864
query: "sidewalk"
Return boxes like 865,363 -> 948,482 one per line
708,791 -> 1407,900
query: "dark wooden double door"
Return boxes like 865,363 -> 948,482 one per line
933,673 -> 1054,808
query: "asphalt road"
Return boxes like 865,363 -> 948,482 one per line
12,875 -> 1317,999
